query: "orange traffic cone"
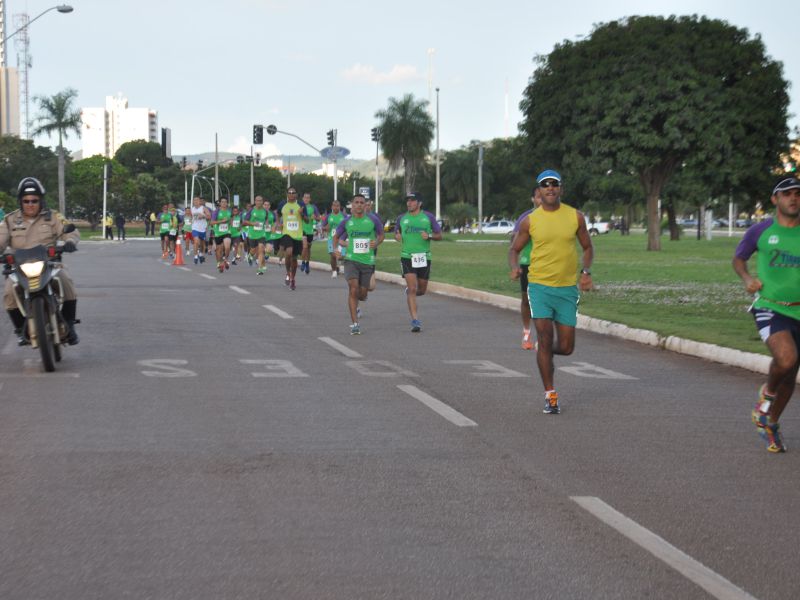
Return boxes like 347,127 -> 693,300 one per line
172,237 -> 185,266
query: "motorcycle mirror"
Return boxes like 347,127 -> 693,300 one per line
63,224 -> 76,234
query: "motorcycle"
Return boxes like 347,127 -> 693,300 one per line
3,226 -> 77,372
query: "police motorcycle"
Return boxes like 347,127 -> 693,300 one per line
3,224 -> 77,372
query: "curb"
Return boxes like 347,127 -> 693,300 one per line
309,260 -> 786,381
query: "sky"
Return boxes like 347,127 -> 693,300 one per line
10,0 -> 800,162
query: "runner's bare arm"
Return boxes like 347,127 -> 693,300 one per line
576,211 -> 594,291
732,256 -> 763,293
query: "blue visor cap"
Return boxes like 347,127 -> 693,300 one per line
536,169 -> 561,184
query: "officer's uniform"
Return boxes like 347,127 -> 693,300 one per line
0,207 -> 80,310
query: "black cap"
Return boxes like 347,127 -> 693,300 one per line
773,177 -> 800,195
405,192 -> 422,202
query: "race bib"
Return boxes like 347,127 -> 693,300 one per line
353,238 -> 370,254
286,221 -> 300,232
218,223 -> 229,232
253,222 -> 264,231
232,218 -> 241,228
169,229 -> 177,236
411,252 -> 428,268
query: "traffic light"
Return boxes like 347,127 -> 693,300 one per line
371,127 -> 380,142
181,156 -> 187,168
254,152 -> 262,167
327,129 -> 335,147
197,159 -> 204,169
253,124 -> 264,144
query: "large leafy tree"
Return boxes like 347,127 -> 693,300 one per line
375,94 -> 434,193
520,15 -> 790,250
68,156 -> 126,228
115,140 -> 170,175
0,136 -> 58,204
32,88 -> 82,216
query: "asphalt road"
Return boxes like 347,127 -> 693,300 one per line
1,240 -> 798,600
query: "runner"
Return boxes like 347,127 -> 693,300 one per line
395,192 -> 442,332
166,204 -> 180,259
229,205 -> 243,265
333,194 -> 384,335
158,203 -> 171,258
323,199 -> 346,277
243,195 -> 269,276
509,170 -> 594,415
510,187 -> 543,350
190,196 -> 210,264
210,197 -> 232,273
277,187 -> 307,290
299,192 -> 320,274
182,205 -> 193,255
732,176 -> 800,453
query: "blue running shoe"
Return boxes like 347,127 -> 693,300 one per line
411,319 -> 421,332
543,391 -> 560,415
350,323 -> 361,335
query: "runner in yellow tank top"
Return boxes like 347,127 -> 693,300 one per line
509,169 -> 593,415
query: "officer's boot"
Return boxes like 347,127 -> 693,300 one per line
7,308 -> 29,345
61,300 -> 80,345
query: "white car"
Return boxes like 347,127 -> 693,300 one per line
588,221 -> 610,236
480,220 -> 515,235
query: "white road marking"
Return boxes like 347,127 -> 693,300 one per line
264,305 -> 294,319
318,336 -> 362,358
0,371 -> 79,378
240,359 -> 309,377
444,359 -> 527,377
559,361 -> 638,380
199,273 -> 216,280
397,385 -> 477,427
177,266 -> 191,272
229,285 -> 250,295
346,360 -> 418,377
138,359 -> 197,378
571,496 -> 758,600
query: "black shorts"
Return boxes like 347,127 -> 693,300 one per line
279,235 -> 303,255
751,307 -> 800,346
400,257 -> 431,281
160,232 -> 169,240
519,264 -> 529,294
249,237 -> 266,250
167,234 -> 177,242
304,233 -> 315,245
214,235 -> 231,245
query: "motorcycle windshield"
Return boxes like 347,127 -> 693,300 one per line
14,245 -> 50,263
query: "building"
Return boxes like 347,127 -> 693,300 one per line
0,66 -> 19,136
81,94 -> 158,158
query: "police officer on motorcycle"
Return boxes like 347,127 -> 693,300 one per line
0,177 -> 80,345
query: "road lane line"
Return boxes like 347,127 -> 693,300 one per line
318,336 -> 361,358
229,285 -> 250,295
0,372 -> 80,378
177,266 -> 191,272
397,385 -> 477,427
571,496 -> 758,600
264,305 -> 294,320
199,274 -> 216,280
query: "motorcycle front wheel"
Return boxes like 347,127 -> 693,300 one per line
32,295 -> 56,372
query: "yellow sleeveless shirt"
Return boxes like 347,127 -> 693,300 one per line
528,203 -> 579,287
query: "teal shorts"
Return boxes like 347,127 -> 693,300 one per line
528,283 -> 579,327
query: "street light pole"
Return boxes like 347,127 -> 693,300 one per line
477,144 -> 484,233
435,87 -> 441,222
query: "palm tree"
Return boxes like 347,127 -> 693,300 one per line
32,88 -> 81,215
374,94 -> 434,194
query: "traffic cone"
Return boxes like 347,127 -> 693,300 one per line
172,237 -> 185,266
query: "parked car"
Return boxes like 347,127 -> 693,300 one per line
480,220 -> 515,235
588,221 -> 610,236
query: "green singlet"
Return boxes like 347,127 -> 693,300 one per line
344,215 -> 377,265
213,208 -> 231,237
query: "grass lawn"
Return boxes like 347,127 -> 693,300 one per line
311,231 -> 766,355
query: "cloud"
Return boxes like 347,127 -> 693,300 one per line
226,136 -> 280,156
341,63 -> 424,85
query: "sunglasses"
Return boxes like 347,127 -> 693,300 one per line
22,199 -> 40,204
539,180 -> 560,188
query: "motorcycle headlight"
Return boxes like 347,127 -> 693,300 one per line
20,260 -> 45,278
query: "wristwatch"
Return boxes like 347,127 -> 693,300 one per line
580,268 -> 591,275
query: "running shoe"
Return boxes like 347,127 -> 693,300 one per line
759,422 -> 787,453
256,268 -> 265,276
522,332 -> 535,351
543,391 -> 560,415
193,255 -> 199,265
161,251 -> 167,259
411,319 -> 422,332
217,261 -> 224,273
246,253 -> 253,266
331,271 -> 338,278
224,261 -> 230,270
752,385 -> 776,429
350,323 -> 361,335
284,274 -> 290,286
290,279 -> 296,290
304,262 -> 310,274
199,255 -> 205,264
231,259 -> 238,266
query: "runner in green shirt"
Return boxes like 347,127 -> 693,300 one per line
244,195 -> 269,275
733,176 -> 800,453
299,192 -> 321,275
323,199 -> 346,277
277,187 -> 308,290
395,192 -> 442,332
333,193 -> 384,335
210,197 -> 232,273
229,205 -> 243,264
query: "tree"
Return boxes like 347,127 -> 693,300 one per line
32,88 -> 82,216
68,156 -> 126,229
0,136 -> 59,202
375,94 -> 434,193
115,140 -> 169,175
520,16 -> 789,250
